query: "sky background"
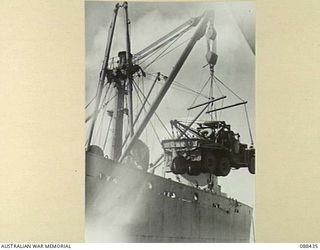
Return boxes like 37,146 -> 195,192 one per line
85,1 -> 255,208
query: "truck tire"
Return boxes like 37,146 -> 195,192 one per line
187,165 -> 201,176
171,155 -> 188,174
248,156 -> 255,174
202,151 -> 217,174
215,156 -> 231,177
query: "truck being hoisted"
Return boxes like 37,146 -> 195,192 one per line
163,119 -> 255,178
160,13 -> 255,182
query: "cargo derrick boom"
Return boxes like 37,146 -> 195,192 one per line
86,2 -> 213,163
86,1 -> 255,178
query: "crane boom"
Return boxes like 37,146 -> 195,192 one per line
119,10 -> 214,162
87,3 -> 120,147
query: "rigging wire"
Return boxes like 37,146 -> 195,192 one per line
140,36 -> 191,67
145,73 -> 208,99
85,94 -> 117,123
252,215 -> 256,243
132,82 -> 162,145
144,76 -> 198,97
213,74 -> 254,145
214,82 -> 225,121
133,79 -> 173,139
214,75 -> 245,102
209,73 -> 216,120
153,159 -> 164,169
141,76 -> 148,144
124,85 -> 130,145
143,30 -> 186,70
188,76 -> 211,109
138,26 -> 191,66
244,104 -> 254,146
185,76 -> 211,123
94,85 -> 112,144
103,114 -> 113,153
85,81 -> 109,109
138,42 -> 168,65
172,79 -> 209,99
151,37 -> 191,63
97,106 -> 108,146
85,94 -> 97,109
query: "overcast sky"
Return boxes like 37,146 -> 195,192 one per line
85,1 -> 255,208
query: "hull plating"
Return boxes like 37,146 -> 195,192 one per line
86,152 -> 252,242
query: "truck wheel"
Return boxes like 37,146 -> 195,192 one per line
187,165 -> 201,176
248,156 -> 255,174
171,155 -> 188,174
202,152 -> 217,174
215,157 -> 231,177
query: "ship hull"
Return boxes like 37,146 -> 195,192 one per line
86,152 -> 252,242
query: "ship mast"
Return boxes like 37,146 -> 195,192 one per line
87,2 -> 216,163
110,2 -> 133,161
87,3 -> 120,148
109,60 -> 125,161
87,2 -> 134,161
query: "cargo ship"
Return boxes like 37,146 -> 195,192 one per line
85,2 -> 255,242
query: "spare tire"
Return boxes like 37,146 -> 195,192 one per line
215,156 -> 231,177
171,155 -> 188,174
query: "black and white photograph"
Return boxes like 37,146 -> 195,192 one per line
85,1 -> 255,243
